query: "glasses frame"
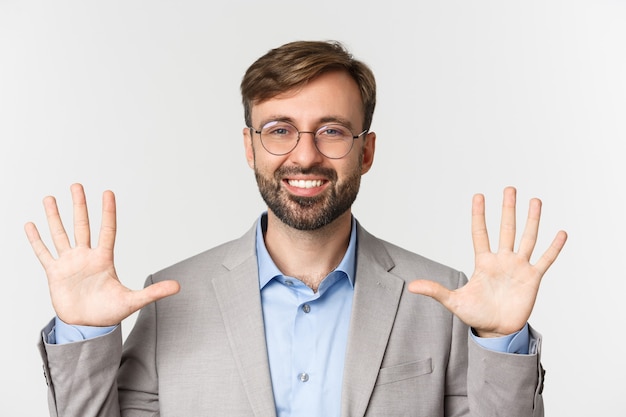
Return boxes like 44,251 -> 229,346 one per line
249,120 -> 368,160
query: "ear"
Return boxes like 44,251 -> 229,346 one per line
360,131 -> 376,175
243,127 -> 255,169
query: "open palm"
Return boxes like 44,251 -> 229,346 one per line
25,183 -> 180,327
408,187 -> 567,337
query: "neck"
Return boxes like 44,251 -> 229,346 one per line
264,210 -> 352,292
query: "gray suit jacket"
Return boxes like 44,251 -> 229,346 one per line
39,220 -> 545,417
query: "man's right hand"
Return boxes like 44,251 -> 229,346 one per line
25,183 -> 180,327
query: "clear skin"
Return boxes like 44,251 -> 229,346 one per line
24,70 -> 567,338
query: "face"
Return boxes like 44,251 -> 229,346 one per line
243,70 -> 376,231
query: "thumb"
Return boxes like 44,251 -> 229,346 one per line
131,280 -> 181,311
407,279 -> 452,307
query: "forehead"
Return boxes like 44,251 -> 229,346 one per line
250,70 -> 364,128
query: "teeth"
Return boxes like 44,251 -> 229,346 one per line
288,179 -> 323,189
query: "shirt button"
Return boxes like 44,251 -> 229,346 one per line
298,372 -> 309,382
285,280 -> 294,287
302,304 -> 311,313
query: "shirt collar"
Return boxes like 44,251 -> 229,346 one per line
255,212 -> 357,290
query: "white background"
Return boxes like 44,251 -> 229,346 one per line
1,1 -> 624,415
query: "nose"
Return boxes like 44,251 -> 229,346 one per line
289,131 -> 325,167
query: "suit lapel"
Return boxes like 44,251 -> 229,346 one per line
212,225 -> 277,417
341,224 -> 405,417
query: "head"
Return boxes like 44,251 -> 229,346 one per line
240,41 -> 377,231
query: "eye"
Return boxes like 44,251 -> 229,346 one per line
317,125 -> 350,138
263,121 -> 296,137
270,127 -> 289,135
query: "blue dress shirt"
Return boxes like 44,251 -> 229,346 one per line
256,215 -> 357,417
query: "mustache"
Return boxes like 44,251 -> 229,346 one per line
274,166 -> 338,182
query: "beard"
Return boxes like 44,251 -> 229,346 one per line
255,161 -> 362,231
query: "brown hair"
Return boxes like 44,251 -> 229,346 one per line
240,40 -> 376,131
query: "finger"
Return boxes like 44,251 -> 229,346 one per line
97,190 -> 117,252
71,183 -> 91,248
471,193 -> 491,255
43,195 -> 71,255
24,222 -> 55,268
517,198 -> 542,259
533,230 -> 568,275
407,279 -> 453,310
130,280 -> 181,312
498,186 -> 517,252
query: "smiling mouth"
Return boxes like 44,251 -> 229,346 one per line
287,179 -> 325,189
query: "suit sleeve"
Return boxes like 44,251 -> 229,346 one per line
38,319 -> 123,417
467,325 -> 545,417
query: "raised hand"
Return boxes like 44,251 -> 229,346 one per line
25,183 -> 180,327
408,186 -> 567,337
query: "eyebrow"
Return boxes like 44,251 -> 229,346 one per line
258,115 -> 356,130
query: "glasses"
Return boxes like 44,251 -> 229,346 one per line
249,120 -> 368,159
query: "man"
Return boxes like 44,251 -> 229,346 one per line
26,40 -> 567,417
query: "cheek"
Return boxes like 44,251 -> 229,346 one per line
337,156 -> 363,179
252,152 -> 284,176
